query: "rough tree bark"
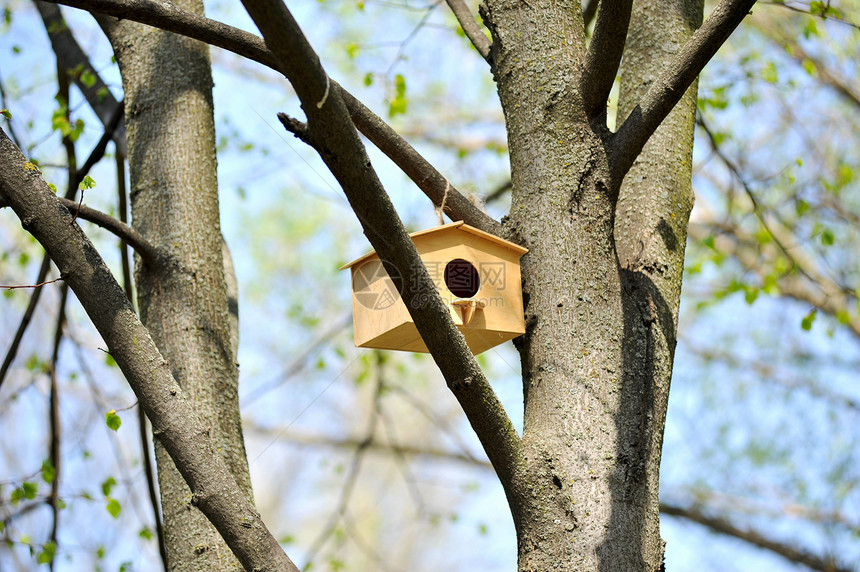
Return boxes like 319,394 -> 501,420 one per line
97,4 -> 252,569
482,0 -> 706,568
613,0 -> 704,568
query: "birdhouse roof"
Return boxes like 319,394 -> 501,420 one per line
339,221 -> 527,270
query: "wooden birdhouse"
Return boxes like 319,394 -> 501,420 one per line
340,221 -> 528,355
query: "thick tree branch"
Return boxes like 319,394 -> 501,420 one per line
279,95 -> 503,236
34,1 -> 127,158
609,0 -> 756,183
53,197 -> 159,263
240,0 -> 523,497
245,424 -> 493,469
73,101 -> 125,187
582,0 -> 600,31
661,503 -> 853,572
581,0 -> 633,119
444,0 -> 491,62
45,0 -> 501,235
0,126 -> 299,572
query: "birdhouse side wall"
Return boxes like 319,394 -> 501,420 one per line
350,258 -> 412,348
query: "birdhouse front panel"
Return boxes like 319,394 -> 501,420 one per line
342,222 -> 527,355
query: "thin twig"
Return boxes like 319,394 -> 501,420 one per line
0,276 -> 63,290
758,0 -> 860,30
0,257 -> 53,390
0,69 -> 23,149
301,358 -> 384,568
697,115 -> 854,301
47,284 -> 68,572
661,503 -> 854,572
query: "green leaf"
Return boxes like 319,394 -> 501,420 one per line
0,108 -> 11,119
345,42 -> 359,59
69,118 -> 84,142
48,182 -> 58,194
388,74 -> 408,117
139,527 -> 153,541
101,476 -> 116,496
24,354 -> 41,371
794,198 -> 809,216
119,560 -> 133,572
105,409 -> 121,431
37,541 -> 56,564
105,353 -> 117,368
809,0 -> 841,17
79,174 -> 96,191
41,459 -> 56,484
821,228 -> 835,246
801,309 -> 817,331
105,497 -> 121,518
11,481 -> 38,504
762,61 -> 779,84
80,69 -> 97,88
23,481 -> 37,499
363,73 -> 373,87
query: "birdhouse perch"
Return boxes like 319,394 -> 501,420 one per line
341,221 -> 528,355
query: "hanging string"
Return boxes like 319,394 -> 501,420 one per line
435,179 -> 450,225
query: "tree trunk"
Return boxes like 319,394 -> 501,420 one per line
483,0 -> 703,569
98,4 -> 252,569
613,0 -> 704,569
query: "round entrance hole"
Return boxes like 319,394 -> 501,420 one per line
444,259 -> 480,298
